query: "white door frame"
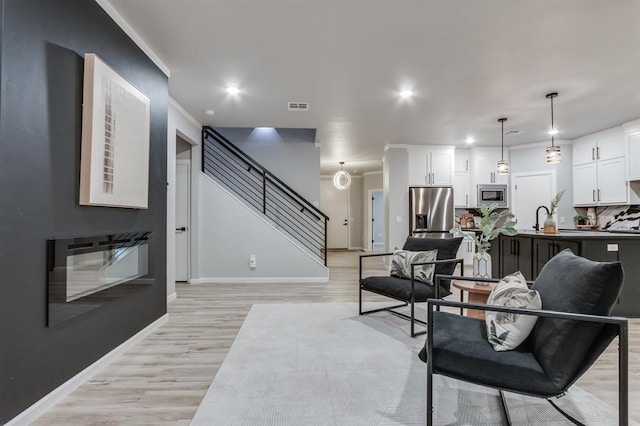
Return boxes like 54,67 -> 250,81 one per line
175,159 -> 191,281
367,188 -> 384,251
321,178 -> 350,249
510,170 -> 556,227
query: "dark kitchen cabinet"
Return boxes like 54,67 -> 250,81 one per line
582,239 -> 640,316
499,236 -> 533,279
532,238 -> 581,279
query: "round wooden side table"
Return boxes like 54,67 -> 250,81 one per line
451,280 -> 496,319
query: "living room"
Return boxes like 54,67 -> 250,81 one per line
1,0 -> 639,424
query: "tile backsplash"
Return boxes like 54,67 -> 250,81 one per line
595,205 -> 640,230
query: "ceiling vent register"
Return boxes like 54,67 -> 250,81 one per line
287,102 -> 310,111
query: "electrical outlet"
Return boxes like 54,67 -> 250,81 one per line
560,216 -> 565,224
249,254 -> 257,268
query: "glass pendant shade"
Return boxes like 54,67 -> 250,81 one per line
333,162 -> 351,190
496,117 -> 509,175
545,145 -> 562,163
496,159 -> 509,174
545,92 -> 561,164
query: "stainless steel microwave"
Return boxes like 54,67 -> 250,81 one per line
477,184 -> 508,207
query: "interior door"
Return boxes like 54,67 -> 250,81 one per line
175,161 -> 190,281
371,190 -> 384,251
512,172 -> 554,232
321,180 -> 349,249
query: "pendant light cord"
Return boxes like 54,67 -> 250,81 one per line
501,119 -> 504,160
550,95 -> 555,147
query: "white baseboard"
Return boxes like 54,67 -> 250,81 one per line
188,278 -> 203,284
6,314 -> 169,426
196,277 -> 329,284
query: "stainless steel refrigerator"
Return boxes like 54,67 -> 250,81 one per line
409,186 -> 455,238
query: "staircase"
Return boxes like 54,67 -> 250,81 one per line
202,127 -> 329,265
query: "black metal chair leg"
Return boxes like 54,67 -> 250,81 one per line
620,322 -> 629,426
427,305 -> 434,426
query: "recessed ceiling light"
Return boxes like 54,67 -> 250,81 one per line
205,109 -> 215,116
226,86 -> 240,95
547,128 -> 559,135
399,89 -> 413,99
465,137 -> 475,144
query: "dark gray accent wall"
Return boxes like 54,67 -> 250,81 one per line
0,1 -> 168,422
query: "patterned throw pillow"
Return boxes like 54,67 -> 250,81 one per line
390,249 -> 438,284
485,271 -> 542,351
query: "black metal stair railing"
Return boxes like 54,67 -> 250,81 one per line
201,126 -> 329,266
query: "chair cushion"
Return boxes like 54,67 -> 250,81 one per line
361,275 -> 451,302
530,249 -> 624,390
485,271 -> 542,351
390,249 -> 438,283
418,311 -> 561,397
402,237 -> 463,289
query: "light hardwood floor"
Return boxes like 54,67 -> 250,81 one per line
34,251 -> 640,424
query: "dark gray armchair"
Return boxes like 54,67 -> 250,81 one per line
420,249 -> 629,425
359,236 -> 463,337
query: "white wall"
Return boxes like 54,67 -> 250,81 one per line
167,99 -> 201,299
216,127 -> 321,204
384,146 -> 409,251
198,174 -> 329,282
509,140 -> 574,228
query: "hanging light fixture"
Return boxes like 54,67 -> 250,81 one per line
545,92 -> 561,163
333,162 -> 351,190
496,117 -> 509,175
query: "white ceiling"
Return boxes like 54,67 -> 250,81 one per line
107,0 -> 640,174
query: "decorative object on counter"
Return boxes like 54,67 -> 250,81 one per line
470,203 -> 517,280
573,214 -> 599,229
458,212 -> 475,229
544,92 -> 561,163
574,214 -> 589,226
543,189 -> 565,234
496,117 -> 509,175
587,207 -> 598,227
333,161 -> 351,190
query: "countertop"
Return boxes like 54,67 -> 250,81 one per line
512,229 -> 640,239
461,228 -> 640,239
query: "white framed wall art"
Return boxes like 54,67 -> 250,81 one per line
79,53 -> 151,209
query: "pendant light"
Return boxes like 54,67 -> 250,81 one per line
333,162 -> 351,190
496,117 -> 509,175
545,92 -> 561,163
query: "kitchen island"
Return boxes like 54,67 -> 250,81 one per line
490,229 -> 640,316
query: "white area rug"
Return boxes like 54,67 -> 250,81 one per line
191,303 -> 633,425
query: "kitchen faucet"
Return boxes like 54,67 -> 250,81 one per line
534,205 -> 550,231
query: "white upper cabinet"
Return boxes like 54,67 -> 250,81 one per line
628,134 -> 640,181
455,149 -> 470,173
573,128 -> 626,165
623,119 -> 640,181
454,171 -> 470,207
572,127 -> 628,206
407,146 -> 454,186
470,147 -> 508,186
572,163 -> 598,205
598,157 -> 628,204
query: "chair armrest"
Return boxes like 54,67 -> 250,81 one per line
411,259 -> 465,300
359,252 -> 394,259
359,252 -> 395,281
427,298 -> 628,325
